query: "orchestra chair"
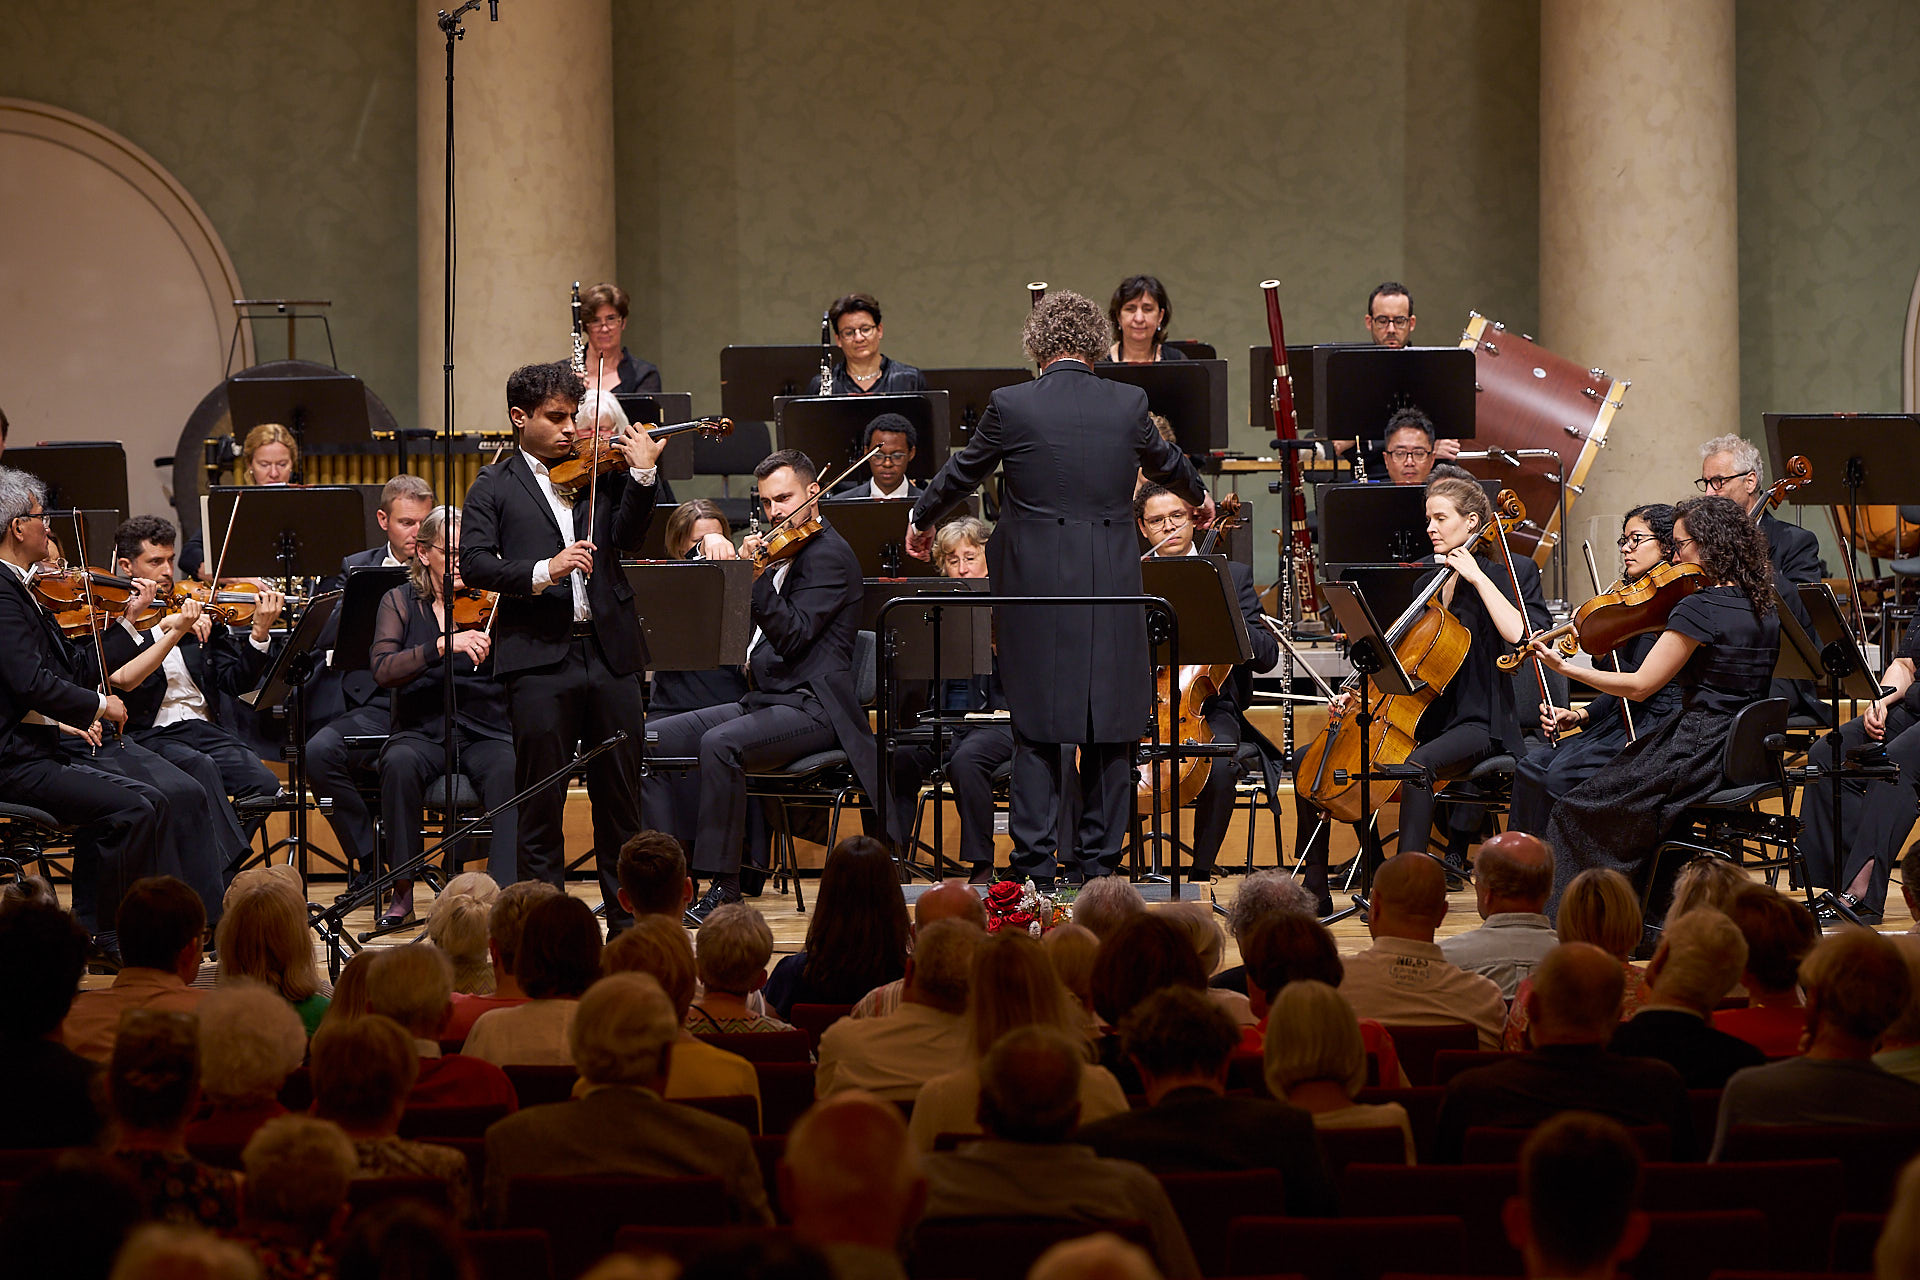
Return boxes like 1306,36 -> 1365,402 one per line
464,1228 -> 553,1280
1376,1023 -> 1479,1088
1155,1168 -> 1285,1277
1430,668 -> 1569,864
1227,1214 -> 1466,1280
1641,1159 -> 1844,1272
1235,738 -> 1290,876
1338,1164 -> 1520,1275
1637,1210 -> 1772,1280
1719,1125 -> 1920,1212
905,756 -> 1012,882
504,1174 -> 732,1280
0,801 -> 74,891
908,1217 -> 1153,1280
691,1029 -> 811,1063
743,630 -> 879,913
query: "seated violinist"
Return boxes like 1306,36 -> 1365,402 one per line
644,450 -> 896,923
368,506 -> 517,925
1135,485 -> 1278,882
100,516 -> 283,813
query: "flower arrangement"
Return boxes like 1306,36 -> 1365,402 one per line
981,878 -> 1067,936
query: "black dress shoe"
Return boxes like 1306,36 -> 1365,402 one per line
967,866 -> 996,886
684,883 -> 742,926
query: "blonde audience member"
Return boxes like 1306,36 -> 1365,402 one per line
316,949 -> 375,1030
1162,901 -> 1255,1026
688,903 -> 796,1033
1667,856 -> 1749,922
427,890 -> 498,995
185,979 -> 307,1151
1265,980 -> 1416,1164
216,870 -> 329,1034
1042,922 -> 1101,1029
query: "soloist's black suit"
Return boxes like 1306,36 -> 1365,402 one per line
644,524 -> 893,881
307,543 -> 401,875
911,358 -> 1206,878
461,453 -> 655,923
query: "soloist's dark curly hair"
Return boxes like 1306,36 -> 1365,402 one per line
1674,495 -> 1774,616
1622,503 -> 1677,561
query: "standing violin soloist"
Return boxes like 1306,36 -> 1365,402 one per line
460,362 -> 663,932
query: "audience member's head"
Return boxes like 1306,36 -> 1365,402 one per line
1263,980 -> 1367,1099
517,894 -> 603,1000
310,1013 -> 417,1135
108,1010 -> 201,1139
616,830 -> 694,918
1526,943 -> 1627,1046
977,1025 -> 1084,1143
367,943 -> 456,1040
1801,928 -> 1913,1057
1666,856 -> 1747,922
601,915 -> 698,1020
1556,869 -> 1644,962
109,1224 -> 259,1280
696,902 -> 776,998
1878,1152 -> 1920,1280
1644,908 -> 1747,1016
1029,1234 -> 1162,1280
1041,923 -> 1100,1015
1882,937 -> 1920,1052
216,872 -> 322,1005
0,1153 -> 141,1280
0,896 -> 90,1038
781,1092 -> 926,1252
1121,985 -> 1240,1099
1071,876 -> 1147,941
1504,1113 -> 1647,1280
116,876 -> 206,980
241,1114 -> 357,1243
333,1201 -> 473,1280
964,929 -> 1084,1059
1369,853 -> 1449,943
1240,911 -> 1344,1017
1475,832 -> 1554,917
802,836 -> 911,995
1161,902 -> 1226,976
570,972 -> 678,1089
904,918 -> 982,1015
438,871 -> 500,906
195,979 -> 307,1109
912,879 -> 988,933
1091,913 -> 1207,1027
489,880 -> 562,987
318,947 -> 374,1029
426,890 -> 495,994
1225,869 -> 1319,946
1724,885 -> 1817,1000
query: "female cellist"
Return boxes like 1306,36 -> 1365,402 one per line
1293,475 -> 1547,914
1530,494 -> 1779,926
1508,504 -> 1686,834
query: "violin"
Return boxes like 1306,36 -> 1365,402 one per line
547,417 -> 734,499
744,445 -> 882,579
449,587 -> 499,632
1510,559 -> 1707,663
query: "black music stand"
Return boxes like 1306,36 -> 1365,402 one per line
42,509 -> 121,568
919,367 -> 1032,445
1320,346 -> 1477,445
237,590 -> 340,877
1248,345 -> 1323,433
331,567 -> 409,675
1137,555 -> 1251,892
719,345 -> 825,424
225,368 -> 372,476
10,443 -> 131,523
1314,580 -> 1421,923
775,393 -> 952,482
1096,360 -> 1229,454
829,500 -> 947,579
617,392 -> 697,480
625,561 -> 753,671
1331,566 -> 1436,631
1317,484 -> 1432,565
205,486 -> 368,585
1765,413 -> 1920,623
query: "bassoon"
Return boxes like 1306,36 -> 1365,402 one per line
1261,281 -> 1319,620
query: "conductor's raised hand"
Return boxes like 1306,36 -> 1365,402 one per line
905,524 -> 936,562
611,423 -> 664,473
548,540 -> 596,580
1192,492 -> 1218,530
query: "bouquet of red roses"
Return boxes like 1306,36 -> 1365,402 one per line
982,878 -> 1064,936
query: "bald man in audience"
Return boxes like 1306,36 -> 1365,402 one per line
849,880 -> 988,1019
1608,908 -> 1764,1089
1439,833 -> 1559,999
1504,1114 -> 1649,1280
817,919 -> 980,1100
919,1026 -> 1199,1279
781,1092 -> 926,1280
1338,853 -> 1505,1047
1435,943 -> 1691,1161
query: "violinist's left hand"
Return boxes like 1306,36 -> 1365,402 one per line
251,586 -> 286,640
740,534 -> 767,563
905,524 -> 935,562
611,423 -> 665,472
1529,637 -> 1570,674
122,577 -> 161,623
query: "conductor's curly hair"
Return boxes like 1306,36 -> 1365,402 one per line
1022,290 -> 1113,368
1673,494 -> 1775,617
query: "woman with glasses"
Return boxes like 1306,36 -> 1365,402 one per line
1530,495 -> 1780,927
1509,505 -> 1685,833
577,282 -> 662,396
1104,275 -> 1185,365
809,293 -> 926,396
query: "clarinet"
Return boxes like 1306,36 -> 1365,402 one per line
818,311 -> 836,396
571,281 -> 587,379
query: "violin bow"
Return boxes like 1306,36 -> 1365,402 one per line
1582,540 -> 1634,742
755,445 -> 883,552
586,353 -> 606,554
1488,490 -> 1564,746
71,511 -> 112,753
208,488 -> 242,592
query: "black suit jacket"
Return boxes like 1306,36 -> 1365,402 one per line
911,359 -> 1206,742
1761,510 -> 1828,721
0,569 -> 105,767
1434,1043 -> 1691,1161
460,453 -> 657,678
308,543 -> 399,723
100,623 -> 271,734
1075,1086 -> 1335,1216
1609,1008 -> 1766,1090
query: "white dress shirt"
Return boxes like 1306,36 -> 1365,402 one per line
869,477 -> 911,500
5,559 -> 104,724
522,450 -> 656,623
742,562 -> 792,673
118,616 -> 271,727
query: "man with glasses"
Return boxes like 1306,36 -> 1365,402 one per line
809,293 -> 927,397
827,413 -> 922,502
1379,406 -> 1462,486
1330,285 -> 1459,478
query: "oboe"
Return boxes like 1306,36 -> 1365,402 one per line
817,311 -> 836,395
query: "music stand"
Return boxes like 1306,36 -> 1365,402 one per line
624,561 -> 753,671
918,367 -> 1032,444
237,590 -> 340,876
1330,566 -> 1435,630
774,393 -> 952,482
617,392 -> 697,480
225,368 -> 372,471
10,443 -> 130,523
1096,360 -> 1228,454
719,345 -> 824,424
205,486 -> 368,584
1248,345 -> 1322,434
828,499 -> 952,579
1764,413 -> 1920,628
1317,484 -> 1431,565
1314,580 -> 1420,922
330,568 -> 409,673
42,509 -> 121,568
1319,346 -> 1477,444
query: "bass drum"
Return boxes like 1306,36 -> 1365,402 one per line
1457,314 -> 1628,565
1833,505 -> 1920,561
169,359 -> 402,545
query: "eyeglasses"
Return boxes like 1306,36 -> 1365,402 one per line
837,325 -> 878,341
1672,536 -> 1698,551
1141,513 -> 1191,531
1617,532 -> 1657,550
1386,448 -> 1433,463
10,512 -> 49,528
586,315 -> 623,330
1369,315 -> 1413,329
872,451 -> 912,463
1695,470 -> 1753,492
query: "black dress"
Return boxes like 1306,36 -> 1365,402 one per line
806,355 -> 927,396
1544,586 -> 1779,918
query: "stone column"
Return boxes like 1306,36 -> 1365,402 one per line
418,0 -> 616,444
1540,0 -> 1738,568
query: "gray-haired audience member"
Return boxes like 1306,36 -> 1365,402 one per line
781,1092 -> 927,1276
481,972 -> 772,1225
234,1114 -> 358,1276
1609,907 -> 1765,1089
1070,875 -> 1147,941
918,1025 -> 1199,1279
688,902 -> 794,1032
817,918 -> 980,1100
109,1223 -> 258,1280
366,943 -> 517,1109
1439,832 -> 1558,998
1504,1113 -> 1649,1280
107,1009 -> 243,1230
1075,986 -> 1334,1215
1212,869 -> 1319,995
1713,928 -> 1920,1159
187,979 -> 307,1149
